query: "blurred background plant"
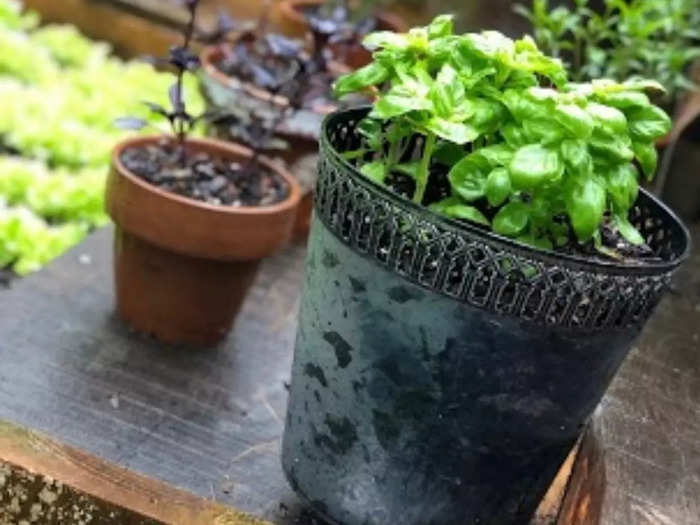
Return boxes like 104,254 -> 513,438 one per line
515,0 -> 700,108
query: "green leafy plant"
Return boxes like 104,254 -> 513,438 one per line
334,15 -> 671,257
515,0 -> 700,106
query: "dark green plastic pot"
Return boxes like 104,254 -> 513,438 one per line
282,108 -> 690,525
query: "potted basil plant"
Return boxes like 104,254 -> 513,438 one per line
516,0 -> 700,218
108,0 -> 300,346
282,15 -> 690,525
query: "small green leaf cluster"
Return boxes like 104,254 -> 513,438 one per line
515,0 -> 700,105
334,15 -> 671,253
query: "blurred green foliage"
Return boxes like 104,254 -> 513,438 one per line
0,0 -> 203,275
516,0 -> 700,106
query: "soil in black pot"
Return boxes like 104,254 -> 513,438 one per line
121,139 -> 290,207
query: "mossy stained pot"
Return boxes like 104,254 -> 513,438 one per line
281,109 -> 690,524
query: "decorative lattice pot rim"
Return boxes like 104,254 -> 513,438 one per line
314,108 -> 692,331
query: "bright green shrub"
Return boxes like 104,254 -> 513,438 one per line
0,205 -> 88,275
0,0 -> 36,30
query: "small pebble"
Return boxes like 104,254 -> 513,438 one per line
109,394 -> 120,410
78,254 -> 92,265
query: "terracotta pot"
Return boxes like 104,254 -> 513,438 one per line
106,136 -> 301,346
277,0 -> 407,69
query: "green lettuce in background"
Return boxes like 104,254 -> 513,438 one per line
0,0 -> 203,275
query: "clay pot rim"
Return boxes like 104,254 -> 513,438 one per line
279,0 -> 408,33
112,135 -> 302,217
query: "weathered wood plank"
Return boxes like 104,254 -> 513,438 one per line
0,420 -> 265,524
556,422 -> 606,525
0,417 -> 598,525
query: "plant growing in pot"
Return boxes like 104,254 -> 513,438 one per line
515,0 -> 700,217
281,15 -> 690,525
279,0 -> 407,69
107,0 -> 301,347
199,10 -> 349,238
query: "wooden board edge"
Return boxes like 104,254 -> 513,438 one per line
556,422 -> 606,525
0,417 -> 603,525
0,420 -> 270,525
532,436 -> 583,524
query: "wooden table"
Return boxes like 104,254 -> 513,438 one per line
0,227 -> 604,524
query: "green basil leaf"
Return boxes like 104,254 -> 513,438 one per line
430,64 -> 467,118
493,201 -> 529,237
360,161 -> 387,184
509,145 -> 563,189
448,154 -> 490,201
622,78 -> 666,93
502,89 -> 550,121
589,129 -> 634,162
427,35 -> 459,65
441,204 -> 490,225
362,31 -> 410,52
522,118 -> 565,145
626,105 -> 672,142
606,164 -> 639,213
529,192 -> 559,226
599,91 -> 650,110
485,167 -> 512,207
518,234 -> 554,251
632,141 -> 658,180
503,70 -> 538,90
428,14 -> 454,40
586,103 -> 628,134
394,162 -> 421,179
471,98 -> 508,134
357,118 -> 383,150
478,144 -> 515,167
560,139 -> 592,177
512,36 -> 567,87
425,118 -> 479,144
565,177 -> 606,242
429,196 -> 461,213
371,93 -> 432,120
554,103 -> 594,139
334,62 -> 389,97
614,215 -> 645,246
500,122 -> 528,148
